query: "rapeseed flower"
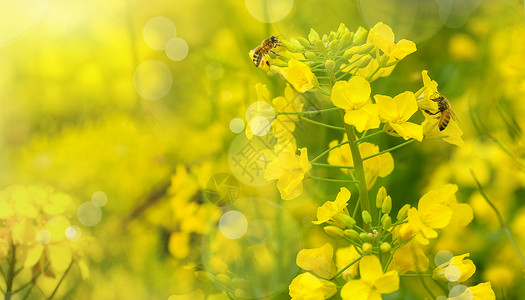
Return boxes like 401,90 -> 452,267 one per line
296,243 -> 336,279
336,246 -> 361,279
264,147 -> 311,200
289,272 -> 337,300
448,282 -> 495,300
433,253 -> 476,282
277,58 -> 318,93
387,241 -> 429,274
331,76 -> 380,132
340,255 -> 399,300
376,91 -> 423,141
312,187 -> 351,226
368,22 -> 417,60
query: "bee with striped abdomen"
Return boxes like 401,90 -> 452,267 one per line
423,94 -> 458,131
250,36 -> 281,67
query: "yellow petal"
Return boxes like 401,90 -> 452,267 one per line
391,122 -> 423,141
341,280 -> 370,300
296,243 -> 336,279
280,58 -> 318,93
369,22 -> 395,53
331,76 -> 371,109
375,94 -> 397,121
391,39 -> 417,59
393,91 -> 418,120
375,270 -> 399,294
359,255 -> 383,283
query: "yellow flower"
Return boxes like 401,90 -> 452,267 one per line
368,22 -> 417,60
312,187 -> 351,225
331,77 -> 380,132
336,245 -> 361,280
407,191 -> 453,245
421,184 -> 473,228
296,243 -> 336,279
272,84 -> 304,152
264,147 -> 311,200
448,282 -> 495,300
376,91 -> 423,141
278,58 -> 318,93
327,135 -> 394,189
340,255 -> 399,300
433,253 -> 476,283
483,265 -> 515,288
387,241 -> 429,274
289,272 -> 337,300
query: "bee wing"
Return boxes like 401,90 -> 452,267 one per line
450,109 -> 459,124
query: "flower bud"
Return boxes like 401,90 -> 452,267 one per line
339,31 -> 354,46
324,225 -> 345,239
325,60 -> 336,73
344,229 -> 360,241
381,215 -> 392,230
380,242 -> 392,253
397,204 -> 410,221
282,38 -> 304,53
305,51 -> 317,60
362,243 -> 373,253
315,39 -> 326,51
359,232 -> 371,242
377,53 -> 390,68
362,210 -> 372,225
328,32 -> 336,41
216,274 -> 234,289
353,26 -> 368,45
381,196 -> 392,214
336,23 -> 347,37
343,47 -> 357,60
328,39 -> 339,50
308,28 -> 320,44
194,270 -> 215,284
399,224 -> 413,240
297,36 -> 311,47
355,55 -> 373,68
355,42 -> 375,54
376,186 -> 387,208
234,289 -> 246,299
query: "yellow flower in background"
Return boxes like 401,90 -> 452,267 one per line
448,282 -> 495,300
296,243 -> 336,279
312,187 -> 351,225
331,76 -> 380,132
289,272 -> 337,300
264,147 -> 311,200
376,91 -> 423,141
433,253 -> 476,282
278,58 -> 318,93
421,184 -> 473,228
483,265 -> 515,288
387,241 -> 429,274
336,246 -> 361,279
368,22 -> 417,60
272,84 -> 304,152
448,33 -> 478,61
340,255 -> 399,300
327,135 -> 393,189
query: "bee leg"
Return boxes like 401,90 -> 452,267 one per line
270,50 -> 281,56
423,109 -> 439,116
265,60 -> 270,67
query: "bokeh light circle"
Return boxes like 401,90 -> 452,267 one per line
229,118 -> 245,133
65,225 -> 81,241
445,265 -> 461,282
202,198 -> 303,299
245,101 -> 275,123
77,201 -> 102,227
434,249 -> 453,266
133,60 -> 172,100
0,0 -> 50,47
165,37 -> 189,61
204,173 -> 240,207
449,284 -> 473,300
37,229 -> 51,244
249,116 -> 271,136
245,0 -> 294,23
219,210 -> 248,239
228,133 -> 275,186
143,16 -> 177,50
91,191 -> 108,207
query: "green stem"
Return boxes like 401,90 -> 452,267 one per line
339,109 -> 372,229
47,261 -> 74,300
310,140 -> 350,163
318,87 -> 331,96
333,253 -> 366,278
356,130 -> 385,143
299,116 -> 345,131
311,163 -> 354,169
277,107 -> 338,115
308,175 -> 358,184
363,139 -> 416,161
5,244 -> 16,300
383,246 -> 397,273
471,170 -> 525,267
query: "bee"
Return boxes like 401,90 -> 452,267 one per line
251,36 -> 281,67
423,94 -> 458,131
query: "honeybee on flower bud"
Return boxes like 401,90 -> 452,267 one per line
423,93 -> 458,131
250,36 -> 281,67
